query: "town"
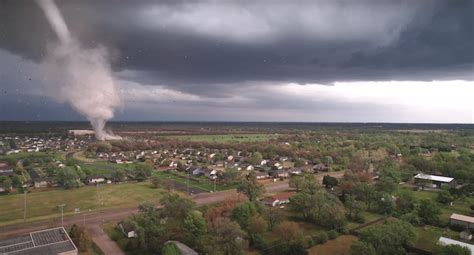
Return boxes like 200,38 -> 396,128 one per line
1,123 -> 474,255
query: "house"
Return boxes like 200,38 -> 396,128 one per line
245,165 -> 254,171
86,175 -> 106,184
438,237 -> 474,255
205,169 -> 218,180
274,170 -> 289,178
288,168 -> 303,175
314,163 -> 329,172
0,162 -> 14,177
187,167 -> 203,176
28,169 -> 50,188
255,172 -> 270,180
118,222 -> 138,238
263,191 -> 295,207
450,213 -> 474,230
414,173 -> 457,189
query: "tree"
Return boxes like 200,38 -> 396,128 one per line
111,169 -> 125,182
1,177 -> 12,191
322,175 -> 339,189
183,211 -> 207,246
299,173 -> 320,194
134,163 -> 153,182
162,242 -> 181,255
345,194 -> 366,220
437,190 -> 454,205
264,206 -> 286,230
289,175 -> 304,191
231,202 -> 257,229
418,199 -> 441,225
353,183 -> 377,210
395,190 -> 416,215
222,168 -> 239,184
237,172 -> 265,202
69,224 -> 92,252
247,215 -> 267,248
209,218 -> 247,255
160,194 -> 195,222
57,167 -> 80,189
350,241 -> 376,255
436,244 -> 471,255
272,221 -> 307,255
249,152 -> 263,165
352,219 -> 417,255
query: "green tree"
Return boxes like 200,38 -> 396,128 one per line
395,190 -> 416,215
57,167 -> 80,189
237,172 -> 265,202
160,194 -> 196,222
436,244 -> 471,255
350,241 -> 376,255
184,211 -> 207,246
289,175 -> 304,191
134,163 -> 153,181
352,219 -> 416,255
209,217 -> 247,255
437,190 -> 454,205
231,202 -> 257,229
162,242 -> 181,255
272,221 -> 307,255
322,175 -> 338,189
418,199 -> 441,225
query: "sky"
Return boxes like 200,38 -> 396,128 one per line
0,0 -> 473,123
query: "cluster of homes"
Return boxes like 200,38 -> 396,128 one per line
436,213 -> 474,254
0,136 -> 91,155
98,148 -> 330,182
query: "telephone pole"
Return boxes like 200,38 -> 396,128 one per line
58,204 -> 66,226
23,189 -> 27,222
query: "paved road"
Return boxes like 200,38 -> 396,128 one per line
0,171 -> 345,254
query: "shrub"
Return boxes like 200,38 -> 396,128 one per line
319,232 -> 328,243
328,230 -> 338,240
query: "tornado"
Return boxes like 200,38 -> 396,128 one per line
36,0 -> 121,140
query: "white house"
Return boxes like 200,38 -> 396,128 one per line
438,237 -> 474,255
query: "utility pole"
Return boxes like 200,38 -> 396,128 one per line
58,204 -> 66,226
96,182 -> 100,206
187,172 -> 190,194
23,189 -> 27,222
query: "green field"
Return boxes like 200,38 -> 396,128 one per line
79,161 -> 136,175
167,133 -> 278,143
155,170 -> 238,192
0,182 -> 166,226
0,151 -> 66,164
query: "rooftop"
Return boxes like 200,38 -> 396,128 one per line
414,173 -> 454,183
0,227 -> 77,255
438,237 -> 474,255
450,213 -> 474,224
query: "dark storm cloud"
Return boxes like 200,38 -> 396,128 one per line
2,0 -> 473,91
1,0 -> 473,122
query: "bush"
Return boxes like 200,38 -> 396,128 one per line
338,227 -> 349,235
449,224 -> 465,232
319,232 -> 328,243
327,230 -> 338,240
354,213 -> 366,224
306,236 -> 316,247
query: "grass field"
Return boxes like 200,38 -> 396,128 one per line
168,134 -> 278,143
307,235 -> 357,255
0,182 -> 165,226
0,151 -> 66,164
414,226 -> 461,252
80,161 -> 136,175
155,170 -> 238,192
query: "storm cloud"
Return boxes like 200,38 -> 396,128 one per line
1,0 -> 473,122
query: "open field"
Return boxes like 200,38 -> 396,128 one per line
0,151 -> 66,164
0,182 -> 165,226
167,133 -> 278,143
307,235 -> 357,255
155,170 -> 238,192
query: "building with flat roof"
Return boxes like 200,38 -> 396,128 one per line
414,173 -> 457,189
0,227 -> 77,255
438,237 -> 474,255
450,213 -> 474,230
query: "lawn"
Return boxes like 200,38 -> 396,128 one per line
0,151 -> 66,164
79,161 -> 137,175
0,182 -> 165,226
307,235 -> 358,255
167,134 -> 278,143
155,170 -> 239,192
414,226 -> 465,252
